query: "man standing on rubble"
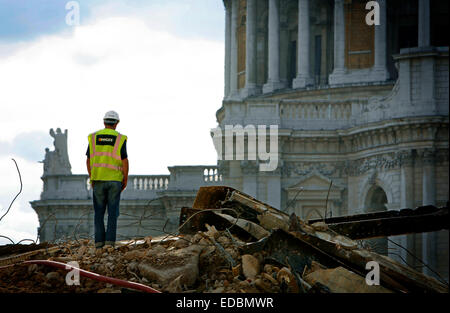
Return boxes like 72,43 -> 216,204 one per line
86,110 -> 129,249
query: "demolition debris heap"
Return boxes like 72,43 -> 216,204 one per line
0,187 -> 448,293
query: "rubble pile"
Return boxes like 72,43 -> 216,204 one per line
0,234 -> 282,293
0,186 -> 448,293
0,233 -> 293,293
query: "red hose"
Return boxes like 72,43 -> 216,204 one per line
23,260 -> 161,293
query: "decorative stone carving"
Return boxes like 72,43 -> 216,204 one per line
368,170 -> 377,185
345,153 -> 401,176
435,149 -> 449,164
42,128 -> 72,176
283,161 -> 342,178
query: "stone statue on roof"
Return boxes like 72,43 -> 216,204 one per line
41,128 -> 72,176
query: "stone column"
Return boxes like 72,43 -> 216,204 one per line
418,0 -> 430,47
329,0 -> 346,85
263,0 -> 285,93
224,0 -> 232,98
373,0 -> 389,81
421,149 -> 438,277
292,0 -> 314,89
229,0 -> 239,98
242,0 -> 260,97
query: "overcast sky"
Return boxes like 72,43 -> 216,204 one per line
0,0 -> 225,245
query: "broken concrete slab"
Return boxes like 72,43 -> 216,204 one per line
138,244 -> 203,287
304,266 -> 393,293
241,254 -> 260,279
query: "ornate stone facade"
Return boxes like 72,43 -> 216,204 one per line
217,0 -> 448,281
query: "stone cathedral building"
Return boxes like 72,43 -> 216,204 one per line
32,0 -> 448,281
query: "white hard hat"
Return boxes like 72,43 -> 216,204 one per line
103,110 -> 120,121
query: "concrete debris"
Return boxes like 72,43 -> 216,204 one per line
214,212 -> 270,240
204,224 -> 220,240
165,275 -> 184,293
137,244 -> 202,287
0,186 -> 448,293
241,254 -> 260,279
304,266 -> 393,293
276,267 -> 299,293
46,271 -> 61,284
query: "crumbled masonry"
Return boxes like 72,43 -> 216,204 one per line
0,186 -> 448,293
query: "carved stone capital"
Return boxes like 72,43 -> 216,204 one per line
435,149 -> 449,164
421,148 -> 437,166
368,170 -> 377,185
399,150 -> 415,167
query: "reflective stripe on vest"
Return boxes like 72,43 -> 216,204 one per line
90,133 -> 122,161
92,163 -> 123,171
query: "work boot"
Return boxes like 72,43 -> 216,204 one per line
95,249 -> 103,257
103,244 -> 115,253
95,241 -> 104,249
105,241 -> 115,247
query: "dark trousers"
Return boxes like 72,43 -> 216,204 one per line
92,181 -> 122,248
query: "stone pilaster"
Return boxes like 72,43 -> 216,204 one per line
400,150 -> 415,208
241,160 -> 259,199
399,149 -> 416,266
265,168 -> 282,210
422,148 -> 436,206
420,148 -> 438,278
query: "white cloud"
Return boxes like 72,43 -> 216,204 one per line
85,0 -> 224,42
0,16 -> 223,174
0,13 -> 224,243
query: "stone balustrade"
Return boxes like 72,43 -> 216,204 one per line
203,167 -> 223,183
41,166 -> 221,201
130,175 -> 170,191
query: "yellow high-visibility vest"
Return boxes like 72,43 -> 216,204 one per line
88,128 -> 127,182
